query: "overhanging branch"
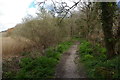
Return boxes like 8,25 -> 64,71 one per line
59,0 -> 81,23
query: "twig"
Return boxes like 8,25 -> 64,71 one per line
59,0 -> 81,23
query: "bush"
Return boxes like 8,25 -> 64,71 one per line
81,54 -> 94,61
16,57 -> 58,78
45,48 -> 61,60
79,41 -> 93,55
19,57 -> 33,69
12,17 -> 71,48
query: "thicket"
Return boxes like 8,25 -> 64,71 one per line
12,20 -> 64,47
10,8 -> 77,51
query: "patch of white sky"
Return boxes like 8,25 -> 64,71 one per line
0,0 -> 119,31
0,0 -> 35,31
0,0 -> 79,31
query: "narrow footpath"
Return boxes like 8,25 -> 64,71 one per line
55,42 -> 86,78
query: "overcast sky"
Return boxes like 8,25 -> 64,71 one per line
0,0 -> 119,32
0,0 -> 78,32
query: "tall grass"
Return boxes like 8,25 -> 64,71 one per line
2,36 -> 32,59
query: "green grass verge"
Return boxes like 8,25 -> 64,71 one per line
78,40 -> 120,79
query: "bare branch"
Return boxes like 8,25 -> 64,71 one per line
59,0 -> 81,23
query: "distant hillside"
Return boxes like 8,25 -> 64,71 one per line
0,27 -> 14,37
6,28 -> 14,33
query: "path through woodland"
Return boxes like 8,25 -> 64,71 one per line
55,42 -> 86,78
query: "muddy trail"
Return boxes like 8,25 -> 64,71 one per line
55,42 -> 86,78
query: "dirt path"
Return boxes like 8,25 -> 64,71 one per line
55,42 -> 86,78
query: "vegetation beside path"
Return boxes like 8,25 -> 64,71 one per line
77,38 -> 120,79
3,37 -> 120,79
3,41 -> 73,78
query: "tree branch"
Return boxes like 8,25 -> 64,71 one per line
59,0 -> 81,23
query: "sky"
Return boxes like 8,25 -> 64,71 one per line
0,0 -> 78,32
0,0 -> 36,31
0,0 -> 119,32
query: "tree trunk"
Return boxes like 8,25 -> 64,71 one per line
100,2 -> 116,59
116,7 -> 120,54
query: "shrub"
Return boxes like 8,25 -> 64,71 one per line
16,57 -> 58,78
79,41 -> 93,55
81,54 -> 94,61
12,17 -> 71,48
19,57 -> 33,68
45,48 -> 61,60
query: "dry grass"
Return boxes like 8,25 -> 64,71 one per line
1,35 -> 32,59
0,32 -> 7,37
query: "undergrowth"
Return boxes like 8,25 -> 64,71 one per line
3,41 -> 72,78
78,40 -> 120,79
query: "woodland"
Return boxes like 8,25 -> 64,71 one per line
2,0 -> 120,79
